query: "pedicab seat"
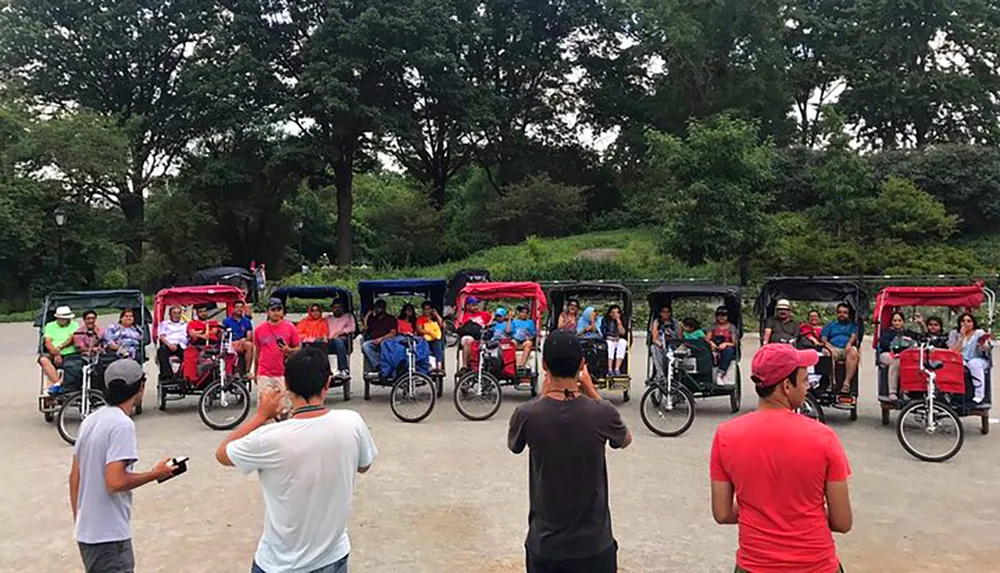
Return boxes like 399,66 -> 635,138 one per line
580,338 -> 610,379
899,349 -> 965,394
379,336 -> 431,380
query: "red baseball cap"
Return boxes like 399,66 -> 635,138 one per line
751,344 -> 819,387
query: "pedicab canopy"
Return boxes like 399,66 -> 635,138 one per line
152,285 -> 246,338
871,282 -> 994,349
357,279 -> 447,314
455,282 -> 548,323
445,268 -> 491,308
547,283 -> 633,332
753,277 -> 868,342
271,285 -> 354,313
188,266 -> 256,301
35,290 -> 152,360
646,283 -> 743,334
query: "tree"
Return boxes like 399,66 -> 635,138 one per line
654,115 -> 773,285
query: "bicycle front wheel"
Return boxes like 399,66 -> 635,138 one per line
199,380 -> 251,431
390,372 -> 436,423
896,400 -> 964,463
57,391 -> 107,446
640,384 -> 695,437
454,371 -> 502,421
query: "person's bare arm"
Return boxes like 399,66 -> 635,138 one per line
651,321 -> 662,346
711,480 -> 739,524
619,429 -> 633,449
105,459 -> 173,493
69,456 -> 80,520
847,333 -> 858,348
826,480 -> 853,533
762,327 -> 773,344
216,387 -> 282,466
375,328 -> 397,344
44,336 -> 59,356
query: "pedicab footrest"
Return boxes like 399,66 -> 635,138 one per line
899,349 -> 965,394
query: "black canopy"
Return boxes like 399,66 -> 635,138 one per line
646,283 -> 743,332
271,285 -> 354,313
35,290 -> 151,360
547,283 -> 633,331
189,266 -> 256,301
445,268 -> 490,307
753,277 -> 868,341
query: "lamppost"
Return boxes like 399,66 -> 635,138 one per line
54,207 -> 66,289
296,220 -> 304,261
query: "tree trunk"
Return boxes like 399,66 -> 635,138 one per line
119,191 -> 144,265
334,156 -> 354,267
739,253 -> 749,287
430,176 -> 447,210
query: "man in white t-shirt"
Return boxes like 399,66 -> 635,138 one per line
215,346 -> 377,573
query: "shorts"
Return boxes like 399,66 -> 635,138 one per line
257,375 -> 292,413
526,542 -> 617,573
79,539 -> 134,573
830,347 -> 850,361
460,335 -> 475,346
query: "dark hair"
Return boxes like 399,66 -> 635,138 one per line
659,305 -> 672,315
82,309 -> 97,319
836,303 -> 850,312
543,331 -> 583,378
753,368 -> 801,398
605,304 -> 622,321
119,308 -> 134,321
957,312 -> 979,330
284,346 -> 331,400
567,298 -> 580,307
516,305 -> 528,313
106,378 -> 144,405
808,309 -> 820,318
681,317 -> 700,331
374,299 -> 387,309
399,304 -> 417,328
926,316 -> 943,330
309,303 -> 322,313
233,301 -> 245,308
421,299 -> 433,309
890,311 -> 906,324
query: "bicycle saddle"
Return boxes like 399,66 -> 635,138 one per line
924,360 -> 944,371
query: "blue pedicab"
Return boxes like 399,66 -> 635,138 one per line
358,279 -> 448,423
34,290 -> 151,444
271,285 -> 358,402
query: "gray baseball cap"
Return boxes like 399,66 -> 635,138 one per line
105,359 -> 145,385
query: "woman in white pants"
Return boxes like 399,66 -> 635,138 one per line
948,313 -> 992,405
602,305 -> 628,376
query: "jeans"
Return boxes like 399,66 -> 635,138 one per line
717,347 -> 736,373
79,539 -> 134,573
329,337 -> 349,371
156,344 -> 183,379
361,340 -> 380,371
650,345 -> 666,379
526,542 -> 617,573
252,554 -> 348,573
428,339 -> 445,367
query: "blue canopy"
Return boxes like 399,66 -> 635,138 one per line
357,279 -> 447,313
271,285 -> 354,312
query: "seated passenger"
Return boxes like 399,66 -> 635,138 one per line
914,313 -> 949,348
296,303 -> 330,350
681,317 -> 706,341
103,308 -> 143,360
361,300 -> 397,373
557,298 -> 580,331
509,305 -> 537,370
187,304 -> 217,348
948,313 -> 991,405
576,306 -> 603,339
326,300 -> 356,377
602,304 -> 627,376
798,310 -> 824,348
762,299 -> 797,344
877,311 -> 921,401
222,301 -> 254,369
649,305 -> 678,381
157,305 -> 188,380
38,305 -> 80,394
397,303 -> 418,336
710,306 -> 738,385
820,303 -> 860,395
73,309 -> 105,355
417,301 -> 444,371
458,297 -> 492,369
491,307 -> 511,339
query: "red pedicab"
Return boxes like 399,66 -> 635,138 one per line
873,283 -> 995,462
452,282 -> 547,421
153,285 -> 252,430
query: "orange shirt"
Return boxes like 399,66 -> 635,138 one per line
296,316 -> 329,342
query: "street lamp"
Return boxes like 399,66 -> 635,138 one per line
54,206 -> 66,288
54,207 -> 66,227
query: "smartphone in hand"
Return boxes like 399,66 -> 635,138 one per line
158,457 -> 189,483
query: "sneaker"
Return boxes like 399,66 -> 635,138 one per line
886,393 -> 898,402
47,383 -> 63,395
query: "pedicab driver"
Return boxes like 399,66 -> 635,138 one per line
710,344 -> 853,573
252,298 -> 300,415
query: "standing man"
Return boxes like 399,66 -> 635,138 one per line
821,303 -> 860,395
157,306 -> 188,380
361,299 -> 397,373
762,299 -> 798,344
326,300 -> 356,378
253,298 -> 301,415
508,330 -> 632,572
216,347 -> 377,573
69,359 -> 175,573
222,300 -> 254,371
710,344 -> 852,573
39,305 -> 80,394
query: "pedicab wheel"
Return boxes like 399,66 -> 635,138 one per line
797,394 -> 824,424
881,406 -> 891,426
622,388 -> 630,403
849,403 -> 858,421
454,371 -> 502,421
57,391 -> 107,446
982,412 -> 990,435
198,380 -> 251,431
896,400 -> 964,463
44,412 -> 54,423
730,379 -> 742,413
639,385 -> 695,437
364,378 -> 371,400
390,372 -> 436,423
342,378 -> 351,402
157,382 -> 167,411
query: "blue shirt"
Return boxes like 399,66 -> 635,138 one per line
821,320 -> 857,348
223,316 -> 253,340
509,319 -> 537,342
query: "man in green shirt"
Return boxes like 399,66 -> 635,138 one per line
39,306 -> 80,394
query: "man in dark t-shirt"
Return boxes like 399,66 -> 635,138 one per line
508,330 -> 632,572
361,300 -> 398,372
763,299 -> 799,344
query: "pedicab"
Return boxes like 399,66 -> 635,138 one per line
753,277 -> 869,423
357,279 -> 448,423
188,266 -> 257,302
547,283 -> 633,402
270,285 -> 357,402
640,283 -> 743,437
452,282 -> 547,421
872,282 -> 995,462
35,290 -> 151,444
152,285 -> 251,430
443,268 -> 491,347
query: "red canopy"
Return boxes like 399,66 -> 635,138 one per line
455,282 -> 548,322
153,285 -> 246,337
871,283 -> 985,348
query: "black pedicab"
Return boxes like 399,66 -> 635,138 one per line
452,282 -> 547,421
754,277 -> 869,423
188,266 -> 257,303
35,290 -> 151,444
872,283 -> 994,462
271,285 -> 357,402
152,286 -> 252,430
443,268 -> 491,347
357,279 -> 447,423
547,282 -> 634,402
640,283 -> 743,437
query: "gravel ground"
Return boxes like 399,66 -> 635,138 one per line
1,320 -> 997,573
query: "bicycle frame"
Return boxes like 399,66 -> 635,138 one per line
79,354 -> 96,418
918,341 -> 940,432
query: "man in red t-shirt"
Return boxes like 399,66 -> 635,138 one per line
458,297 -> 493,369
710,344 -> 853,573
252,298 -> 301,415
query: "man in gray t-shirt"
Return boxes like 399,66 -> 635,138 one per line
70,359 -> 173,573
